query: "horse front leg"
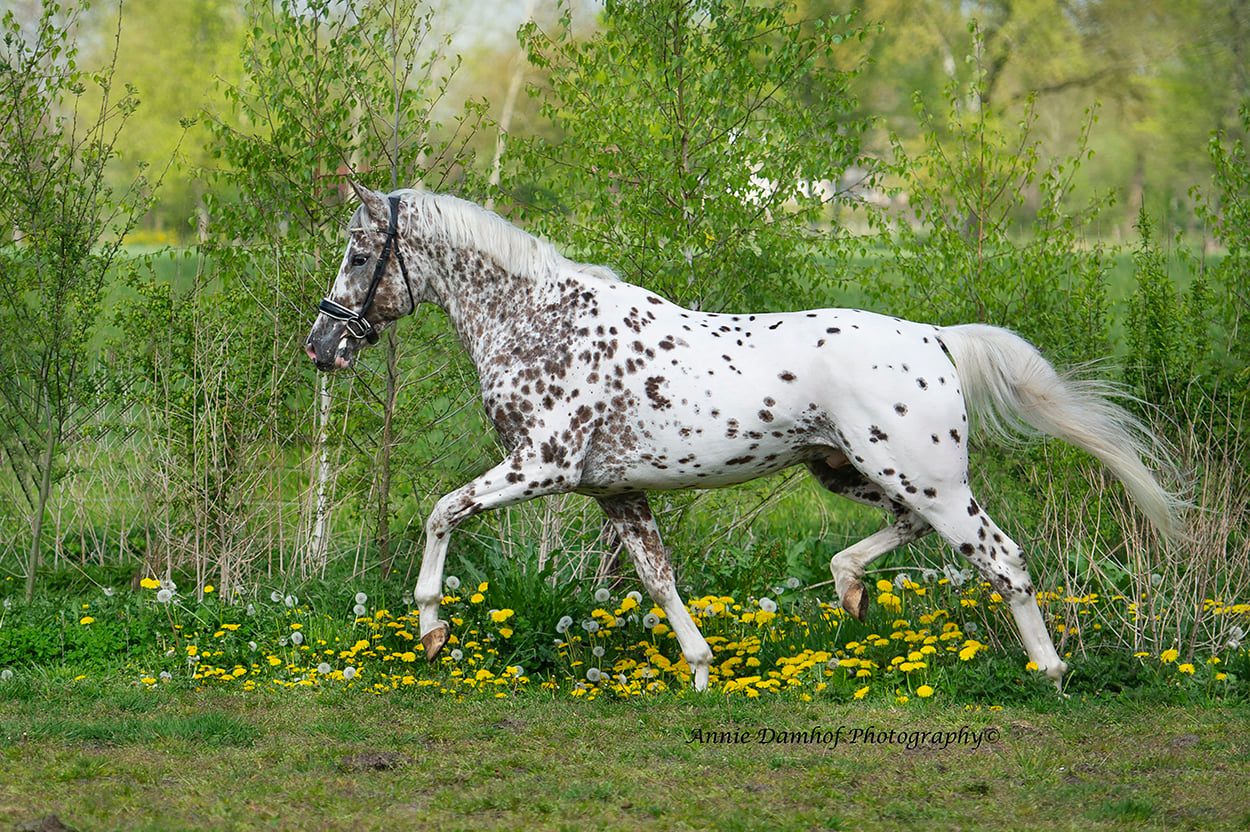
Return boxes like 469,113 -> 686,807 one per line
415,453 -> 569,660
598,492 -> 714,691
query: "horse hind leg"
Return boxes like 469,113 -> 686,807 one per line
597,492 -> 713,691
917,488 -> 1067,685
807,454 -> 932,621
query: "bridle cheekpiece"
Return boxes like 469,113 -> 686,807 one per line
318,193 -> 415,345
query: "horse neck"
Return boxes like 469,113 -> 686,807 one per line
424,241 -> 545,367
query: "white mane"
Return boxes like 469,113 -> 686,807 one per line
390,189 -> 619,285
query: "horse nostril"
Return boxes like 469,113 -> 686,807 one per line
305,343 -> 316,361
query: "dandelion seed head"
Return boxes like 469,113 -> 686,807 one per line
581,619 -> 599,633
353,604 -> 366,617
450,649 -> 464,661
103,587 -> 115,597
291,631 -> 304,645
627,590 -> 643,604
759,597 -> 778,613
270,590 -> 282,603
317,663 -> 332,675
556,615 -> 573,633
284,594 -> 298,608
594,587 -> 611,603
247,641 -> 257,651
586,667 -> 603,683
354,592 -> 367,604
0,669 -> 12,682
278,636 -> 288,647
445,575 -> 461,591
246,603 -> 256,616
159,671 -> 172,681
156,589 -> 172,604
592,645 -> 605,657
342,666 -> 357,680
964,621 -> 979,634
785,576 -> 801,589
642,613 -> 660,629
614,617 -> 625,628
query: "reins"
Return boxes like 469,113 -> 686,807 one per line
318,194 -> 415,345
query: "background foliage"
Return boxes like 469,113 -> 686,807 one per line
1,0 -> 1248,682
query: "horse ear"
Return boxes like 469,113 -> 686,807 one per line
349,180 -> 388,225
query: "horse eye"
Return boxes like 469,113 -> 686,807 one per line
351,254 -> 369,267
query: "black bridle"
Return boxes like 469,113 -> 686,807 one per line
318,194 -> 415,345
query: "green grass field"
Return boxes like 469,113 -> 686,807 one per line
2,682 -> 1248,831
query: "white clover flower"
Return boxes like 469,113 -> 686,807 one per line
0,668 -> 13,682
247,641 -> 258,651
270,590 -> 282,603
342,666 -> 357,680
450,649 -> 464,661
246,603 -> 256,616
594,587 -> 611,603
103,587 -> 115,597
284,594 -> 297,608
159,671 -> 172,682
354,592 -> 368,604
291,631 -> 304,646
556,615 -> 573,633
627,590 -> 643,604
582,619 -> 600,633
317,663 -> 332,675
586,667 -> 603,683
156,589 -> 173,604
785,576 -> 802,589
445,575 -> 461,591
353,604 -> 366,617
759,597 -> 778,613
592,645 -> 606,658
642,613 -> 660,629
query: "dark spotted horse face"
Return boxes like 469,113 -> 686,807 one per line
305,182 -> 426,371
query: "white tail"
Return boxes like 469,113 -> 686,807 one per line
938,323 -> 1187,540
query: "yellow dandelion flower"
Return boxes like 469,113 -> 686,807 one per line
499,627 -> 514,638
1160,649 -> 1179,664
470,592 -> 485,604
1025,660 -> 1038,671
1177,663 -> 1195,675
853,685 -> 870,699
916,685 -> 934,698
79,616 -> 95,625
204,584 -> 215,594
490,608 -> 514,623
140,578 -> 160,589
477,581 -> 489,593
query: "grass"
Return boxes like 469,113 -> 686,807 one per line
1,681 -> 1248,831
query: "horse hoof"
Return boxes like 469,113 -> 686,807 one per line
841,580 -> 868,622
421,623 -> 450,661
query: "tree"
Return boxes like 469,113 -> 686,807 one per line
509,0 -> 869,312
0,2 -> 177,598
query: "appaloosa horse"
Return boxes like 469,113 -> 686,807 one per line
305,183 -> 1184,691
